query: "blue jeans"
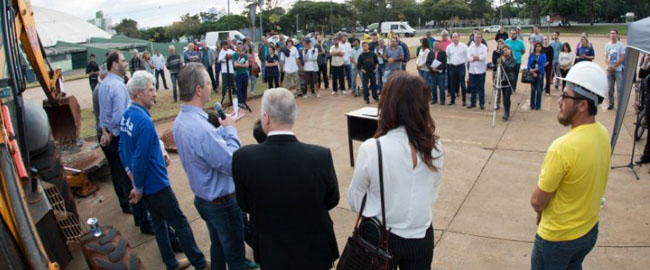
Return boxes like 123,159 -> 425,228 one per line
531,223 -> 598,270
351,66 -> 361,93
469,73 -> 486,107
432,72 -> 447,104
250,74 -> 257,94
418,70 -> 434,99
235,73 -> 249,104
170,73 -> 178,102
376,63 -> 385,93
362,71 -> 378,101
344,64 -> 352,90
607,70 -> 623,107
143,187 -> 207,270
261,61 -> 266,82
194,197 -> 247,270
531,76 -> 543,110
448,64 -> 467,103
383,68 -> 399,84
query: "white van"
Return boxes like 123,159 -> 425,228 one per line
378,21 -> 415,37
205,31 -> 246,49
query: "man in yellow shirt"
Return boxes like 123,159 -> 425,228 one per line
530,61 -> 610,269
363,29 -> 371,43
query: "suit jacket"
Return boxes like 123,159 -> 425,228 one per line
232,134 -> 340,270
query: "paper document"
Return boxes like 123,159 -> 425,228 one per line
430,59 -> 442,69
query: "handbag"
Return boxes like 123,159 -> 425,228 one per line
337,139 -> 395,270
521,68 -> 534,84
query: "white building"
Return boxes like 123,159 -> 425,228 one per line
87,11 -> 113,35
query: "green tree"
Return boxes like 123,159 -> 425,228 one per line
281,1 -> 354,35
141,26 -> 168,42
468,0 -> 493,23
114,18 -> 141,38
547,0 -> 587,26
432,0 -> 471,22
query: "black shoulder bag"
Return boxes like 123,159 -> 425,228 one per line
337,139 -> 394,270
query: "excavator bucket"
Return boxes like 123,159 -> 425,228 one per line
42,96 -> 81,146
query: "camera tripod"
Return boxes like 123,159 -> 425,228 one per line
490,61 -> 513,127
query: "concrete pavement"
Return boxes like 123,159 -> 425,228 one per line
61,35 -> 650,269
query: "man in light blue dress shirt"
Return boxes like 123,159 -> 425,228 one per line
97,51 -> 152,233
173,63 -> 257,270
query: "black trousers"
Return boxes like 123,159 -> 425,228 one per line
305,71 -> 319,93
560,69 -> 569,90
206,65 -> 217,90
501,84 -> 513,115
267,75 -> 280,89
331,66 -> 345,92
89,80 -> 98,92
318,64 -> 329,88
642,88 -> 650,160
99,136 -> 150,226
155,69 -> 168,89
361,221 -> 434,270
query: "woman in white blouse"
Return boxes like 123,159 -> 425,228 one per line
348,71 -> 443,269
558,42 -> 575,90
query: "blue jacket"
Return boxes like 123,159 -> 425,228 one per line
527,53 -> 547,76
399,41 -> 410,63
118,103 -> 169,195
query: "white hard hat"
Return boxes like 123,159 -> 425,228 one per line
558,61 -> 608,101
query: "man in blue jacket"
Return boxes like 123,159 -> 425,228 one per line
396,34 -> 410,71
119,71 -> 209,270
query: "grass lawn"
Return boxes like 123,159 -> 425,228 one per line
80,78 -> 270,138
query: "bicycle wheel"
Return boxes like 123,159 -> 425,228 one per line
635,110 -> 647,141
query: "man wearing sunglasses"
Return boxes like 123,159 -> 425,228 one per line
529,61 -> 610,269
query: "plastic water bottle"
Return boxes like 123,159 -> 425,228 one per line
600,197 -> 606,209
87,217 -> 102,237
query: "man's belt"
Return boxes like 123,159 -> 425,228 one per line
211,193 -> 236,205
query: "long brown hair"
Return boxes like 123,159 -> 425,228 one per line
375,71 -> 440,171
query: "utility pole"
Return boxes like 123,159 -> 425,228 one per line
330,1 -> 333,34
295,14 -> 299,36
259,0 -> 263,39
227,0 -> 231,29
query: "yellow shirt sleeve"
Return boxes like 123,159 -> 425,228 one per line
537,148 -> 568,193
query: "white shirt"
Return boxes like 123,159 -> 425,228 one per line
341,42 -> 352,65
348,127 -> 444,239
375,47 -> 385,64
218,49 -> 235,74
280,47 -> 300,73
416,48 -> 430,71
268,131 -> 295,136
446,42 -> 469,66
467,43 -> 488,74
152,54 -> 165,70
303,47 -> 319,72
330,46 -> 345,67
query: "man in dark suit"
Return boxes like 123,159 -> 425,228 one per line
232,88 -> 340,270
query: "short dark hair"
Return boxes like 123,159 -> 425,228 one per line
106,51 -> 121,71
555,31 -> 560,36
611,29 -> 618,34
573,91 -> 603,116
177,63 -> 207,102
286,39 -> 294,45
253,119 -> 267,143
90,53 -> 95,58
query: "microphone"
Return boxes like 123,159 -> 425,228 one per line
213,102 -> 226,120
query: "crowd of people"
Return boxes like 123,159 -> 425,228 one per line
84,25 -> 641,270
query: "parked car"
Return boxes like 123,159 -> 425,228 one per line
483,25 -> 501,33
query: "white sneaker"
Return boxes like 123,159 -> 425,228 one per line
317,93 -> 321,98
342,90 -> 347,95
303,94 -> 308,99
331,91 -> 336,95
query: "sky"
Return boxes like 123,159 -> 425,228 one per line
31,0 -> 346,29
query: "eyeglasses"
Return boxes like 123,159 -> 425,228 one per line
560,92 -> 585,101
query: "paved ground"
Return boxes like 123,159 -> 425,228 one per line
61,35 -> 650,269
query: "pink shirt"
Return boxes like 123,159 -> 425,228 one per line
440,39 -> 452,51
